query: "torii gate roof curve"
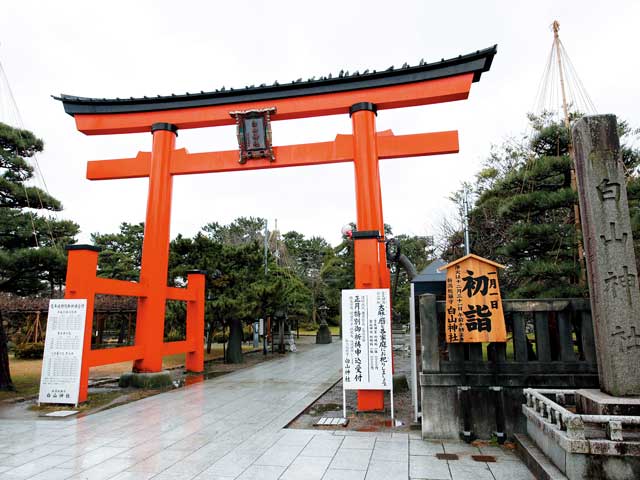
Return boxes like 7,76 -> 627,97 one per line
54,45 -> 496,134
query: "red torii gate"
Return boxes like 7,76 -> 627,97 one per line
56,46 -> 496,408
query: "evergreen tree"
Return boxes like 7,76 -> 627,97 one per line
0,122 -> 79,391
443,113 -> 640,298
91,222 -> 144,281
0,122 -> 79,296
391,234 -> 435,319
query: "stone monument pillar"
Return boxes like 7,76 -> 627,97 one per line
573,115 -> 640,397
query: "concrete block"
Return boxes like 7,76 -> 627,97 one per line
576,389 -> 640,416
421,386 -> 459,439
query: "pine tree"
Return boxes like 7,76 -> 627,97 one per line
0,122 -> 79,391
445,113 -> 640,298
0,122 -> 79,296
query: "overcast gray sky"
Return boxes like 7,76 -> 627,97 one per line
1,0 -> 638,246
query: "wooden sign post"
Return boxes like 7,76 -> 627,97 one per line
439,254 -> 506,343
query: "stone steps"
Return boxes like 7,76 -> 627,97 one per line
514,433 -> 568,480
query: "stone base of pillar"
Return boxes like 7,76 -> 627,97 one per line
119,371 -> 173,389
316,324 -> 333,344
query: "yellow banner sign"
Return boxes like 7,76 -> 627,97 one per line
440,254 -> 507,343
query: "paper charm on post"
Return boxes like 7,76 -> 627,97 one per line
439,254 -> 506,343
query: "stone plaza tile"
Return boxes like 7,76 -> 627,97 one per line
409,454 -> 451,480
159,458 -> 217,477
369,450 -> 408,464
476,445 -> 519,460
53,442 -> 106,458
448,462 -> 494,480
126,449 -> 191,474
448,453 -> 493,467
300,436 -> 344,457
409,439 -> 444,456
0,437 -> 56,455
366,459 -> 409,480
115,441 -> 177,461
340,436 -> 376,449
273,430 -> 316,447
65,457 -> 138,480
254,444 -> 305,467
151,474 -> 199,480
17,467 -> 75,480
373,440 -> 409,456
330,448 -> 372,470
236,464 -> 287,480
322,469 -> 367,480
57,446 -> 129,470
333,431 -> 393,439
200,451 -> 264,476
170,444 -> 232,467
0,454 -> 71,479
107,472 -> 157,480
488,461 -> 536,480
0,443 -> 72,467
441,442 -> 482,455
168,433 -> 215,451
0,343 -> 539,480
190,469 -> 241,480
281,455 -> 332,480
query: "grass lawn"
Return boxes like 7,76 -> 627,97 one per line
297,325 -> 340,336
0,344 -> 257,402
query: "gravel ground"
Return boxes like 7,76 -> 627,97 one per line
287,333 -> 418,433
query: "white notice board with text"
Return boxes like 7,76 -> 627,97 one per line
341,288 -> 394,420
38,299 -> 87,405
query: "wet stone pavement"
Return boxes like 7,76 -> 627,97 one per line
0,341 -> 533,479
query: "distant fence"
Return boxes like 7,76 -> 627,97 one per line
0,294 -> 137,346
419,294 -> 599,441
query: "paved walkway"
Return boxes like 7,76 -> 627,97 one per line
0,342 -> 533,480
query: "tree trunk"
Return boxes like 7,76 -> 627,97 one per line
225,318 -> 244,364
206,320 -> 215,354
117,314 -> 127,344
0,312 -> 15,391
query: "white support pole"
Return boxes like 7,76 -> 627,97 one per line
343,386 -> 347,420
409,282 -> 419,423
390,381 -> 395,424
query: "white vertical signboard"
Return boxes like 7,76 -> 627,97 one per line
38,299 -> 87,406
341,289 -> 393,420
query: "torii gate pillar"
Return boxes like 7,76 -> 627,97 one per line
134,123 -> 177,372
351,103 -> 391,410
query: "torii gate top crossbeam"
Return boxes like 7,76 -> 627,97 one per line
54,46 -> 496,135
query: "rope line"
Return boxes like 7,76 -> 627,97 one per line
0,57 -> 60,250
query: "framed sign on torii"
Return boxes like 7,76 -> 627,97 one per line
55,46 -> 496,409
